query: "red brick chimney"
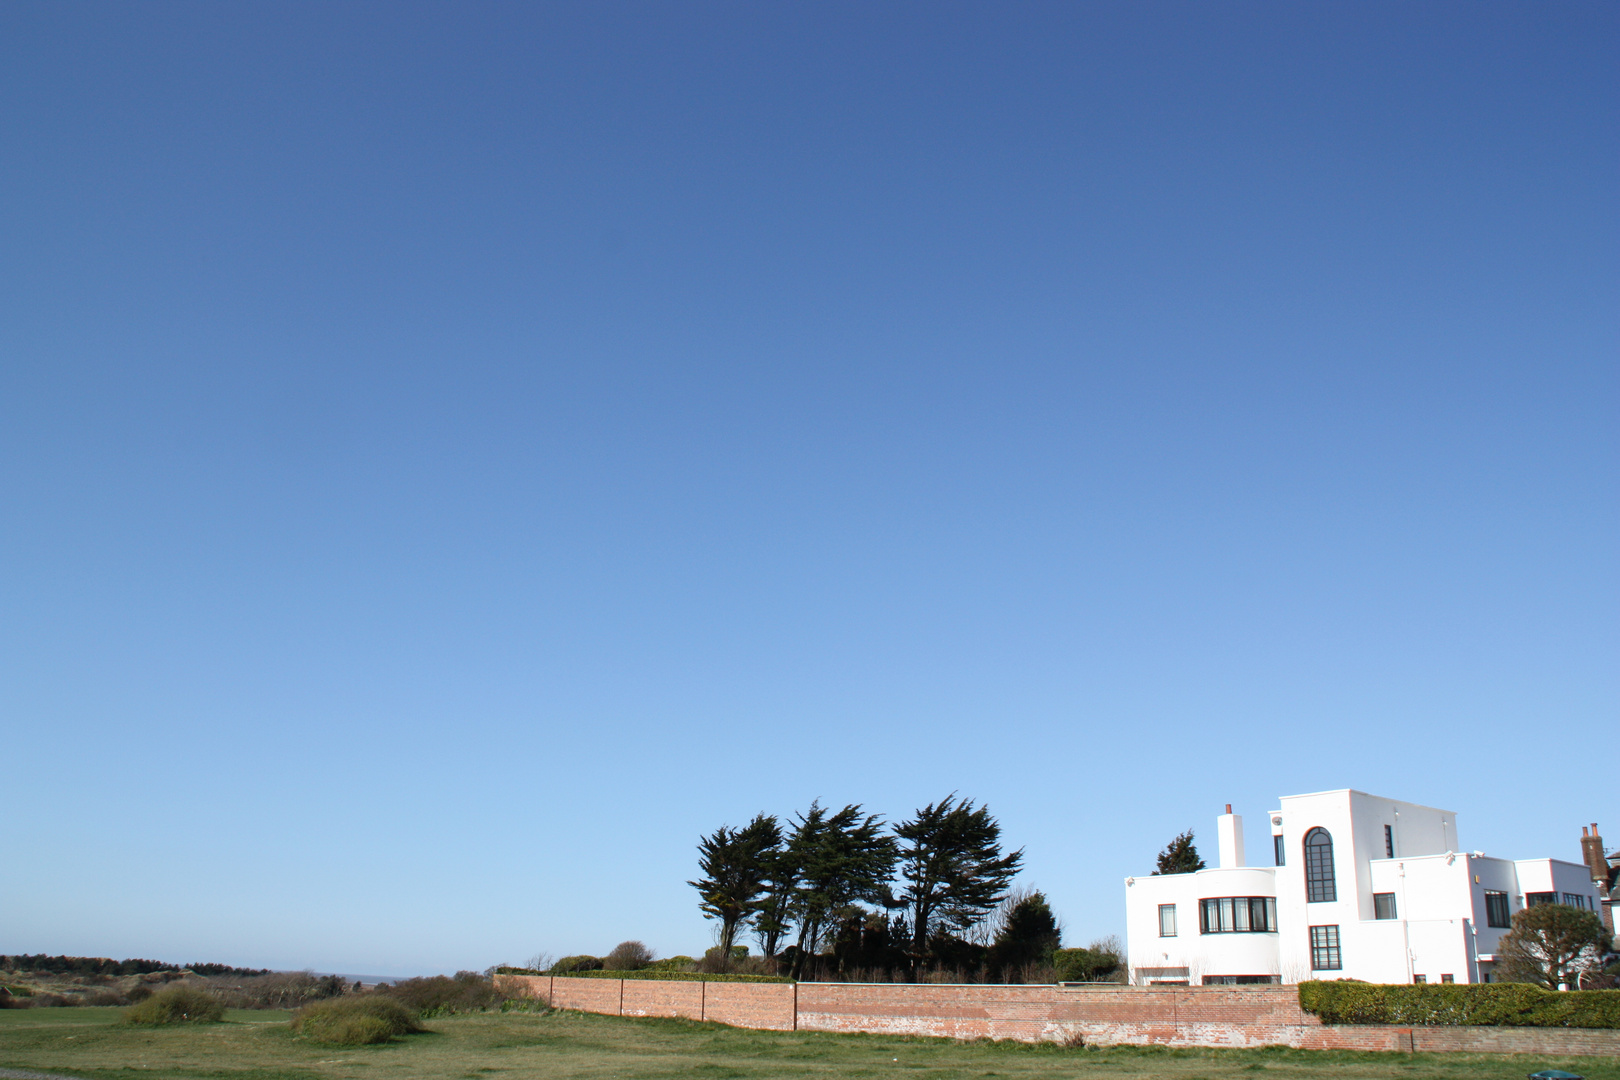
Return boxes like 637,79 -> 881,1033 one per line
1584,824 -> 1614,935
1582,824 -> 1606,884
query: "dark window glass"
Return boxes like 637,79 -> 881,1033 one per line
1484,891 -> 1510,928
1373,892 -> 1397,920
1526,892 -> 1556,907
1309,925 -> 1341,970
1304,828 -> 1336,902
1562,893 -> 1589,910
1158,904 -> 1177,937
1199,896 -> 1277,933
1384,824 -> 1394,859
1413,974 -> 1426,984
1274,834 -> 1285,866
1440,974 -> 1454,984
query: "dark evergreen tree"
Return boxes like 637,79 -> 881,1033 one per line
1152,829 -> 1206,874
689,813 -> 783,959
895,795 -> 1023,966
987,890 -> 1061,976
786,801 -> 898,978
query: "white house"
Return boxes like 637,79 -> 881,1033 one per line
1124,789 -> 1603,986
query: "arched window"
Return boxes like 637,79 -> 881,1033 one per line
1303,827 -> 1336,902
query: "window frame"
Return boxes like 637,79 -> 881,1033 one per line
1384,824 -> 1394,859
1303,827 -> 1336,903
1373,892 -> 1397,920
1526,891 -> 1556,907
1198,896 -> 1279,934
1308,925 -> 1342,971
1158,903 -> 1177,937
1274,834 -> 1285,866
1484,890 -> 1510,928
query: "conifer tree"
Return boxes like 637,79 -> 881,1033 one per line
1152,829 -> 1206,874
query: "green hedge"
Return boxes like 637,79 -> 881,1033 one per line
1298,981 -> 1620,1028
494,967 -> 790,984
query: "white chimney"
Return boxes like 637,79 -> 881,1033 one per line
1217,803 -> 1245,868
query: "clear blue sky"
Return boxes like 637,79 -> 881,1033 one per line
2,2 -> 1614,976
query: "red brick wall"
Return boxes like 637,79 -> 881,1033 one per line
702,981 -> 796,1031
493,976 -> 1620,1056
620,979 -> 703,1020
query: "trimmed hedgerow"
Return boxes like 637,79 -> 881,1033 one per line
495,967 -> 790,984
1298,980 -> 1620,1028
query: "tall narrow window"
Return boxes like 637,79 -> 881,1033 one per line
1159,904 -> 1177,937
1274,834 -> 1285,866
1384,824 -> 1394,859
1484,891 -> 1510,928
1304,827 -> 1336,902
1373,892 -> 1397,920
1308,925 -> 1341,971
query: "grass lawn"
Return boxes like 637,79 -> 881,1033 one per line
2,1006 -> 1616,1080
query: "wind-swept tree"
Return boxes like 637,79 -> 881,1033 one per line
689,813 -> 782,959
787,801 -> 898,978
752,839 -> 800,959
1152,830 -> 1205,875
895,795 -> 1023,965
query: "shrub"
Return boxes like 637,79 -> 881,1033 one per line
1053,941 -> 1122,983
125,984 -> 153,1003
549,955 -> 603,974
292,996 -> 422,1045
603,941 -> 655,971
535,968 -> 790,984
1298,980 -> 1620,1028
377,972 -> 501,1017
124,985 -> 225,1025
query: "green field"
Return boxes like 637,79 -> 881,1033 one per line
2,1006 -> 1616,1080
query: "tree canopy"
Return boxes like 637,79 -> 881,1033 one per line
1152,829 -> 1206,875
694,795 -> 1034,979
688,813 -> 782,959
896,794 -> 1023,963
1495,902 -> 1612,990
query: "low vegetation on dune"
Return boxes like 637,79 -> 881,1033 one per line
292,996 -> 424,1045
123,984 -> 225,1025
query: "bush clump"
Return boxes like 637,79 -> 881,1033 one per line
1299,980 -> 1620,1028
124,985 -> 225,1025
292,996 -> 423,1045
603,941 -> 655,971
376,972 -> 501,1017
549,955 -> 603,974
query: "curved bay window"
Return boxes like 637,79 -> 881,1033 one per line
1199,896 -> 1278,933
1303,827 -> 1336,902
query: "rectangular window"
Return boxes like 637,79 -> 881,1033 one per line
1561,893 -> 1589,910
1440,974 -> 1454,984
1484,890 -> 1510,928
1373,892 -> 1397,920
1384,824 -> 1394,859
1274,834 -> 1285,866
1309,925 -> 1341,971
1159,904 -> 1177,937
1526,892 -> 1556,907
1413,974 -> 1426,984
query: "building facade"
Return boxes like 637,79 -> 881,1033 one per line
1124,789 -> 1603,986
